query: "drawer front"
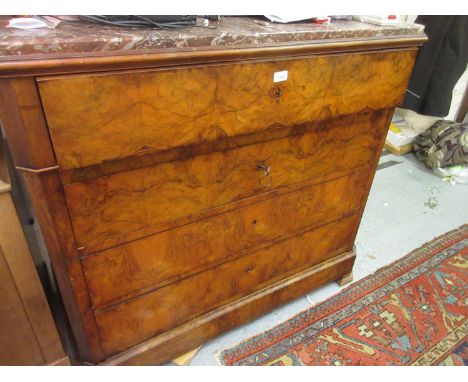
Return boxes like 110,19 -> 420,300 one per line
83,170 -> 368,309
37,50 -> 416,170
64,111 -> 386,250
95,214 -> 359,355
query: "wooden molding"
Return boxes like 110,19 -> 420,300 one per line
0,35 -> 426,77
15,165 -> 59,174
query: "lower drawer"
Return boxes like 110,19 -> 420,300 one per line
83,170 -> 369,309
95,214 -> 359,355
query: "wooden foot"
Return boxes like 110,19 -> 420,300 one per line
337,271 -> 353,287
48,356 -> 71,366
171,346 -> 201,366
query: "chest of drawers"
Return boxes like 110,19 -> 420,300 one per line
0,18 -> 425,365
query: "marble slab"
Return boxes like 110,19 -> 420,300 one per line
0,16 -> 425,59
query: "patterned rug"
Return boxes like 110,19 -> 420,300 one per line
219,225 -> 468,366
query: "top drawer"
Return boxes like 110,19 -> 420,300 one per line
37,50 -> 416,170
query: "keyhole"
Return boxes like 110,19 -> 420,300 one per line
275,87 -> 281,98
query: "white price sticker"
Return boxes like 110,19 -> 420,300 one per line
273,70 -> 288,83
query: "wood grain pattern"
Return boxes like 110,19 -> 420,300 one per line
0,35 -> 421,365
95,215 -> 358,355
64,111 -> 385,251
0,191 -> 66,365
0,76 -> 104,363
38,50 -> 416,170
0,245 -> 44,365
0,139 -> 67,365
83,170 -> 368,309
19,171 -> 105,363
103,249 -> 356,365
0,78 -> 56,169
346,105 -> 394,250
57,111 -> 381,185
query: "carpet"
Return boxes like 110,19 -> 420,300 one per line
219,225 -> 468,366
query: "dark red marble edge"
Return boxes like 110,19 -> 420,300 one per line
0,16 -> 425,60
0,35 -> 427,65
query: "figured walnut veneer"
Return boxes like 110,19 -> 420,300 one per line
96,215 -> 359,355
38,50 -> 416,171
83,170 -> 368,310
64,111 -> 386,251
0,35 -> 423,365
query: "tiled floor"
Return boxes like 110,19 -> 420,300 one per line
187,151 -> 468,365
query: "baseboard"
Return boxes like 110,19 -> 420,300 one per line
101,248 -> 356,365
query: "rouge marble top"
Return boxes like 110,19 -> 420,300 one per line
0,16 -> 425,59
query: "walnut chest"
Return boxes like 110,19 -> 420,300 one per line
0,17 -> 426,365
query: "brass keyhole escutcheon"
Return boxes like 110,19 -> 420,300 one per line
257,161 -> 270,176
257,161 -> 272,187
